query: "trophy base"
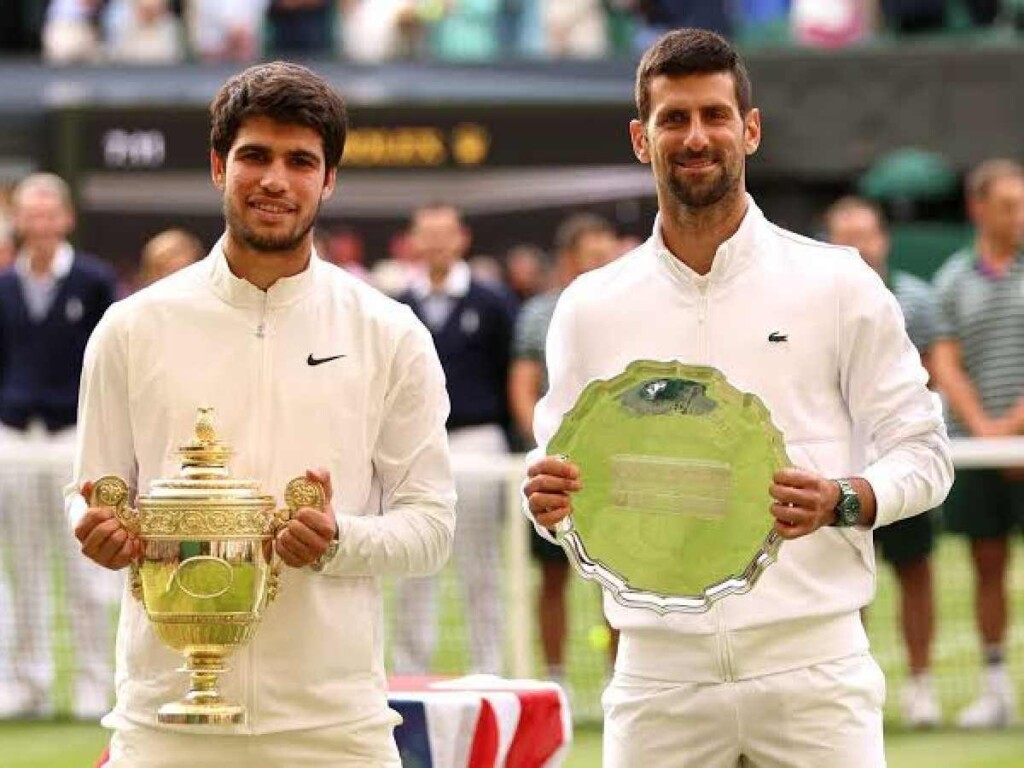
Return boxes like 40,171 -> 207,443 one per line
157,700 -> 245,725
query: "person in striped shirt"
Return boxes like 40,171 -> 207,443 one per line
932,158 -> 1024,729
825,195 -> 943,729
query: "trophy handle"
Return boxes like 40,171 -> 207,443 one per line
267,476 -> 328,602
90,475 -> 144,601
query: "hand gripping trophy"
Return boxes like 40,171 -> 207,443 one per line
89,407 -> 324,725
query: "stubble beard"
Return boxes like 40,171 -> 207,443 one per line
666,160 -> 741,210
225,197 -> 320,254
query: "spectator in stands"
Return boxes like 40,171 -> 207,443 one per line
534,0 -> 609,58
627,0 -> 734,55
42,0 -> 103,64
321,225 -> 370,282
0,173 -> 118,719
825,196 -> 941,728
340,0 -> 423,61
393,202 -> 516,676
430,0 -> 502,61
266,0 -> 334,57
508,212 -> 619,688
186,0 -> 266,63
369,228 -> 425,297
505,243 -> 549,304
932,158 -> 1024,730
791,0 -> 872,48
137,228 -> 203,288
103,0 -> 185,64
0,217 -> 14,272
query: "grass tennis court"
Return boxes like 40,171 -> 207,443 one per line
10,534 -> 1024,765
2,719 -> 1023,767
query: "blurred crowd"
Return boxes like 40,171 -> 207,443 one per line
2,0 -> 1024,65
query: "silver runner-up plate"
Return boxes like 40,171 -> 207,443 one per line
548,360 -> 791,614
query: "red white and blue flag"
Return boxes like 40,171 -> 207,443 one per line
388,675 -> 572,768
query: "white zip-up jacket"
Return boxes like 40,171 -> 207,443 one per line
531,200 -> 952,683
67,243 -> 456,733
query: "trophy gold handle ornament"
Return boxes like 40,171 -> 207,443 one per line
266,476 -> 328,602
90,475 -> 144,601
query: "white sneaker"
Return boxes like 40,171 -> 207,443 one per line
957,677 -> 1017,729
901,675 -> 941,729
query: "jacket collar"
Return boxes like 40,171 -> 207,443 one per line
206,234 -> 321,309
410,260 -> 471,301
15,241 -> 74,282
650,194 -> 763,287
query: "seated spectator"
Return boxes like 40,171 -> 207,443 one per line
430,0 -> 502,61
629,0 -> 734,55
792,0 -> 871,48
104,0 -> 185,64
537,0 -> 608,58
266,0 -> 335,57
340,0 -> 423,61
43,0 -> 103,65
187,0 -> 267,63
137,228 -> 203,288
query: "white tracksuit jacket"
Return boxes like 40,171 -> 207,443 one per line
67,243 -> 456,733
530,199 -> 953,683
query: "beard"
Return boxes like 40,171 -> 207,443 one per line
664,151 -> 742,209
224,196 -> 320,253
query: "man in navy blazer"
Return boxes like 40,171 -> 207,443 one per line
0,173 -> 118,719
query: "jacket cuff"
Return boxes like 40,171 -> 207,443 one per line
860,465 -> 899,529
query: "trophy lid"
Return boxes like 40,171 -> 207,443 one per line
142,408 -> 272,504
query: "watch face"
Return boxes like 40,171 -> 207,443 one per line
836,480 -> 860,526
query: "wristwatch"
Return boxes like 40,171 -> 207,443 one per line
830,478 -> 861,527
310,524 -> 340,572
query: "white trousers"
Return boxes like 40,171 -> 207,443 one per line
105,711 -> 403,768
0,423 -> 118,714
602,652 -> 886,768
392,424 -> 507,675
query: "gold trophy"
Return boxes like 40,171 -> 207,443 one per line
90,407 -> 324,725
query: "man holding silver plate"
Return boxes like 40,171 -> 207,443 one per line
68,62 -> 456,766
524,29 -> 952,768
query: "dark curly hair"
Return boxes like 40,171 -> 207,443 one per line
210,61 -> 348,170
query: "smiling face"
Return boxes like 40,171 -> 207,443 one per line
630,72 -> 760,212
211,115 -> 336,261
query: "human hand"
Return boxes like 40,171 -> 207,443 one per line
275,468 -> 338,568
74,480 -> 142,570
525,456 -> 583,530
768,467 -> 841,540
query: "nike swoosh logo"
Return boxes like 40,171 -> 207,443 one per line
307,354 -> 346,366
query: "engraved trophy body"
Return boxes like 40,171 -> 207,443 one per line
90,408 -> 324,725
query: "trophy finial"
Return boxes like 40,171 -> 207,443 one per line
195,407 -> 217,446
179,407 -> 232,472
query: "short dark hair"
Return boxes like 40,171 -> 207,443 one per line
409,202 -> 464,228
966,158 -> 1024,200
823,196 -> 888,233
554,213 -> 615,255
635,28 -> 752,123
210,61 -> 348,170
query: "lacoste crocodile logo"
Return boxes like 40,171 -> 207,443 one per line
768,332 -> 788,343
307,353 -> 346,366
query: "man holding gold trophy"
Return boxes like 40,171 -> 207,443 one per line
525,30 -> 953,768
68,62 -> 456,766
